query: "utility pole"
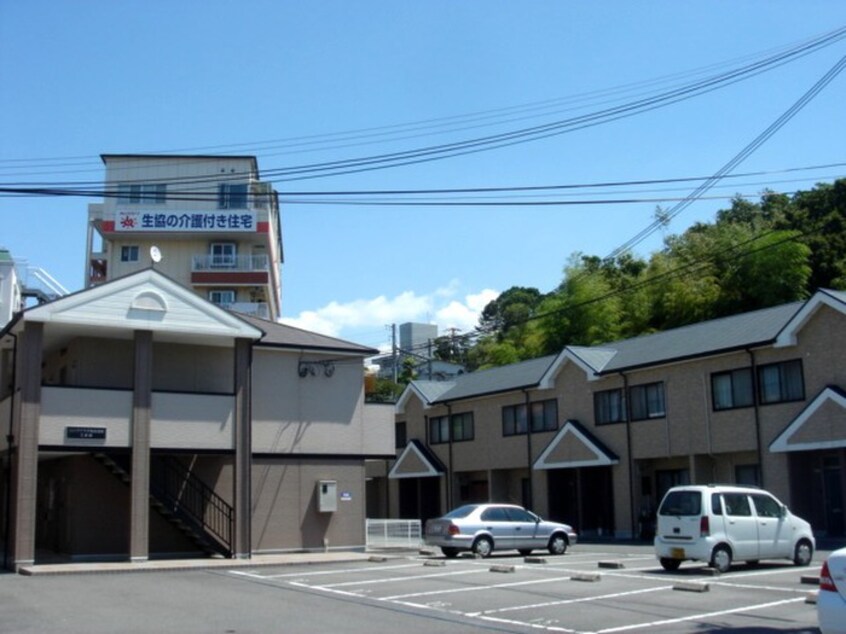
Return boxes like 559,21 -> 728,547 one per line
391,323 -> 398,383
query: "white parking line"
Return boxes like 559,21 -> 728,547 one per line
592,597 -> 807,634
382,574 -> 580,600
475,585 -> 674,615
320,567 -> 489,588
228,562 -> 423,580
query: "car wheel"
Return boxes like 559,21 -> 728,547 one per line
548,533 -> 568,555
472,536 -> 493,558
441,547 -> 459,559
710,545 -> 732,573
518,549 -> 533,557
659,557 -> 682,571
793,540 -> 813,566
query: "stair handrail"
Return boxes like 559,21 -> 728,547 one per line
150,456 -> 234,557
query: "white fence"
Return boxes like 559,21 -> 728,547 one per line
365,519 -> 422,550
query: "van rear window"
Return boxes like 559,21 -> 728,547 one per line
659,490 -> 701,516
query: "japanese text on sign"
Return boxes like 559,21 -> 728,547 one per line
116,211 -> 257,232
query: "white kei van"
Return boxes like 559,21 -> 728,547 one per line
654,484 -> 815,573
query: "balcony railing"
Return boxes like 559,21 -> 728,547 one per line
217,302 -> 270,319
192,254 -> 269,272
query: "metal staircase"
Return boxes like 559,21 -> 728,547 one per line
93,453 -> 234,558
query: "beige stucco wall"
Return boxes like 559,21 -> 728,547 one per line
251,349 -> 390,455
44,337 -> 234,394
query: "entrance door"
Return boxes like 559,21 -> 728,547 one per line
398,477 -> 441,524
547,467 -> 614,534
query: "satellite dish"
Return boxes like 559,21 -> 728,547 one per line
150,246 -> 162,263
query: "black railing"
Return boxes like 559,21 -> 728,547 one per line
150,456 -> 234,557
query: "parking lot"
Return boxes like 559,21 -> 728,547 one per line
227,543 -> 823,633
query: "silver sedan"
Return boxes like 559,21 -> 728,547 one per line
424,503 -> 577,558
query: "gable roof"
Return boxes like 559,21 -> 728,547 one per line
238,313 -> 378,356
770,386 -> 846,452
595,301 -> 802,374
398,290 -> 846,408
534,420 -> 619,470
6,268 -> 263,348
429,355 -> 557,404
388,439 -> 446,479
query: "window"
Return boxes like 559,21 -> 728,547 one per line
218,183 -> 248,209
429,413 -> 474,443
429,416 -> 449,444
210,242 -> 237,268
658,490 -> 701,516
722,493 -> 752,517
120,245 -> 139,262
758,359 -> 804,404
208,290 -> 235,306
502,404 -> 527,436
595,388 -> 625,424
629,382 -> 665,420
451,412 -> 474,441
711,368 -> 754,410
481,507 -> 510,522
502,399 -> 558,436
735,464 -> 760,487
751,494 -> 781,518
117,183 -> 166,204
395,422 -> 407,449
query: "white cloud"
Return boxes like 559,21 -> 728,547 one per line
280,284 -> 499,342
435,288 -> 499,332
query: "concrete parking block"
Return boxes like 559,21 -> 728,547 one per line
418,548 -> 437,556
424,560 -> 446,567
800,574 -> 820,585
524,556 -> 547,564
598,560 -> 625,569
805,590 -> 818,604
673,581 -> 710,593
490,564 -> 516,573
571,572 -> 602,582
368,555 -> 389,562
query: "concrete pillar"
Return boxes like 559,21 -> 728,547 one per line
10,321 -> 43,570
130,330 -> 152,563
232,338 -> 252,558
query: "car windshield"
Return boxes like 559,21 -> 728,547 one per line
659,490 -> 701,516
442,505 -> 478,519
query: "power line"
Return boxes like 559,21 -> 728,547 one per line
1,162 -> 842,203
2,25 -> 845,184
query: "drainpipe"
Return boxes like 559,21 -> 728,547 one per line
746,349 -> 764,488
523,389 -> 534,511
3,330 -> 18,570
621,372 -> 637,540
446,404 -> 453,509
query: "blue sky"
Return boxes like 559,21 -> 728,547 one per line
2,1 -> 845,352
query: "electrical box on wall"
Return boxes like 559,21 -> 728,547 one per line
317,480 -> 337,513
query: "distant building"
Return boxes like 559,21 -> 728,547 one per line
86,155 -> 282,320
372,322 -> 465,381
0,247 -> 67,326
399,322 -> 437,356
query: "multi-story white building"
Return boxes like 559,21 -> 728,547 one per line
86,155 -> 282,320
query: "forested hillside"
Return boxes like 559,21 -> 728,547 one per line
437,178 -> 846,370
